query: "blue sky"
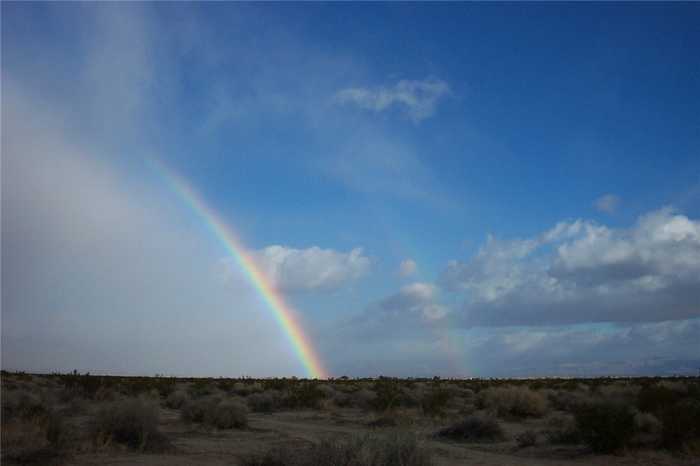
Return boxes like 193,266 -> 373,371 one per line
3,3 -> 700,377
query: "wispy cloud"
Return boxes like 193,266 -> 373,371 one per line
398,259 -> 418,277
334,77 -> 451,122
594,194 -> 620,214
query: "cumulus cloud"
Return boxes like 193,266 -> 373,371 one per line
245,245 -> 370,293
442,207 -> 700,326
334,78 -> 450,122
342,282 -> 448,342
398,259 -> 418,277
594,194 -> 620,214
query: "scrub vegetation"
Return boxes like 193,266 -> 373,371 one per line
2,371 -> 700,465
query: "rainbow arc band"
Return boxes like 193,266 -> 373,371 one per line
151,160 -> 327,379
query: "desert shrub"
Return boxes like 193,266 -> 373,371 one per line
233,382 -> 264,397
332,391 -> 353,407
206,399 -> 248,429
545,413 -> 581,444
515,430 -> 538,448
660,398 -> 700,450
1,390 -> 50,422
421,388 -> 450,417
574,401 -> 635,453
59,372 -> 107,399
637,384 -> 683,415
371,378 -> 403,412
285,383 -> 326,409
165,389 -> 189,409
545,387 -> 591,412
92,398 -> 167,451
181,396 -> 219,424
188,380 -> 217,399
1,415 -> 65,465
241,433 -> 432,466
436,414 -> 505,443
248,391 -> 279,413
477,386 -> 548,418
316,384 -> 336,399
598,383 -> 640,404
353,389 -> 378,410
398,387 -> 422,408
634,411 -> 661,434
182,396 -> 248,429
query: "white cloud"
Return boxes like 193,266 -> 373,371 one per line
442,207 -> 700,326
594,194 -> 620,214
246,245 -> 371,293
334,78 -> 450,122
398,259 -> 418,277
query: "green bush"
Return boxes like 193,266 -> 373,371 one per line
574,401 -> 635,453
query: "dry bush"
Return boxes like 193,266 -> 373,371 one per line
637,384 -> 685,415
634,411 -> 661,434
2,390 -> 49,421
1,416 -> 64,464
241,433 -> 432,466
544,413 -> 580,444
436,414 -> 505,443
420,388 -> 451,417
1,401 -> 66,465
165,389 -> 189,409
598,383 -> 640,404
660,398 -> 700,451
544,388 -> 591,412
92,398 -> 168,451
181,396 -> 219,424
574,400 -> 635,453
181,396 -> 248,429
353,389 -> 378,410
515,430 -> 538,448
332,391 -> 353,407
316,384 -> 336,398
208,399 -> 248,429
248,391 -> 278,413
233,382 -> 264,397
477,386 -> 548,418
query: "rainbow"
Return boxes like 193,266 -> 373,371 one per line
150,160 -> 327,379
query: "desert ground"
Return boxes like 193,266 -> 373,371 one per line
2,372 -> 699,466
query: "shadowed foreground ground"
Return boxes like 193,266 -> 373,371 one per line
2,372 -> 699,465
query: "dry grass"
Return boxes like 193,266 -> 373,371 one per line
477,386 -> 548,418
240,433 -> 432,466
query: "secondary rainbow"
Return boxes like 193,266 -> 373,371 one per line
150,160 -> 327,379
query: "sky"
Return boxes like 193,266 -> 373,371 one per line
2,3 -> 700,378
